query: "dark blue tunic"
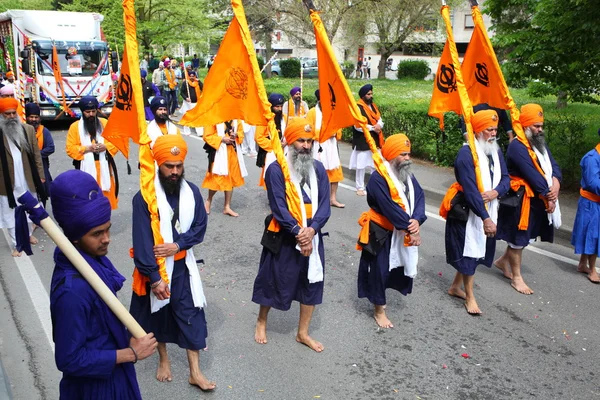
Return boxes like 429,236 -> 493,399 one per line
572,148 -> 600,255
40,126 -> 54,201
497,140 -> 562,247
357,171 -> 427,305
129,181 -> 209,350
445,146 -> 509,275
252,161 -> 331,311
51,248 -> 141,400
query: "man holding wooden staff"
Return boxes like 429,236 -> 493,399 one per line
49,169 -> 157,399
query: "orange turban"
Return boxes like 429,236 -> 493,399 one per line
382,133 -> 411,161
284,117 -> 314,145
520,103 -> 544,127
153,134 -> 187,166
471,109 -> 499,134
0,97 -> 19,113
5,71 -> 14,78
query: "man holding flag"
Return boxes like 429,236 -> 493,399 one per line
25,102 -> 54,206
255,93 -> 286,189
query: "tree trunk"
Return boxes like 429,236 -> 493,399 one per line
264,32 -> 273,78
556,90 -> 567,109
377,49 -> 392,79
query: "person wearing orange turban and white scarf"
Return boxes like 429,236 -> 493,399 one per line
129,134 -> 216,391
441,110 -> 509,315
252,117 -> 331,353
495,104 -> 562,295
356,133 -> 426,328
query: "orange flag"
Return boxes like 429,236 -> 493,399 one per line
52,44 -> 71,116
179,3 -> 271,128
428,40 -> 462,130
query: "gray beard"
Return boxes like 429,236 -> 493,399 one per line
0,117 -> 30,153
392,159 -> 413,185
290,146 -> 313,182
525,127 -> 546,153
478,137 -> 500,156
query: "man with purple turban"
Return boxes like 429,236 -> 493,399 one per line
282,86 -> 309,125
49,169 -> 157,399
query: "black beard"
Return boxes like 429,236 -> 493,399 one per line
159,169 -> 184,194
529,133 -> 546,153
84,115 -> 100,139
154,114 -> 169,124
363,97 -> 373,105
273,110 -> 283,137
28,120 -> 40,130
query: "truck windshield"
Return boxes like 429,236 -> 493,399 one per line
37,49 -> 108,77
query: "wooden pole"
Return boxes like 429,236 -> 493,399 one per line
260,51 -> 279,73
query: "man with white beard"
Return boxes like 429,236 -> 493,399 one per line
440,110 -> 509,315
0,97 -> 45,256
356,134 -> 426,328
252,117 -> 331,352
495,104 -> 562,295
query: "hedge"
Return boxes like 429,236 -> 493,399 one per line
280,58 -> 301,78
396,60 -> 431,80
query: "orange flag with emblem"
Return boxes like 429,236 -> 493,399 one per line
428,39 -> 462,130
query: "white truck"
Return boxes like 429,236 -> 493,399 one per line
0,9 -> 114,120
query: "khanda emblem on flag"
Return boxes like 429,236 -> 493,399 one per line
115,73 -> 133,111
436,63 -> 457,94
225,67 -> 249,100
475,62 -> 489,87
327,83 -> 336,110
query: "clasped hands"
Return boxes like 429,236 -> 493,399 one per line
407,219 -> 421,246
150,243 -> 180,300
296,227 -> 316,257
222,134 -> 237,145
87,143 -> 107,154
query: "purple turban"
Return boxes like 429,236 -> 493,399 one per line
50,170 -> 111,241
140,69 -> 148,78
290,86 -> 301,96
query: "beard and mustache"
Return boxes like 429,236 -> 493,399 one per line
158,168 -> 184,194
84,114 -> 102,140
0,116 -> 30,153
525,127 -> 546,153
154,112 -> 170,124
290,145 -> 313,182
478,136 -> 500,156
391,159 -> 413,184
363,97 -> 373,105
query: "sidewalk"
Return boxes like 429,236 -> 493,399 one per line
337,140 -> 577,243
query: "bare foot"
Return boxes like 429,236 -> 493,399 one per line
494,257 -> 513,279
223,207 -> 239,217
588,268 -> 600,284
29,235 -> 38,245
11,249 -> 22,257
578,265 -> 592,274
156,359 -> 172,382
464,297 -> 482,315
204,200 -> 211,215
447,287 -> 467,300
356,189 -> 366,196
189,373 -> 216,392
330,200 -> 345,208
373,308 -> 394,329
296,334 -> 324,352
511,277 -> 534,295
254,319 -> 268,344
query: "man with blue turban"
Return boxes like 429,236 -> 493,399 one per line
25,102 -> 54,205
49,169 -> 157,399
141,68 -> 160,121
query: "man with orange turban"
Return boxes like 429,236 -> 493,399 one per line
441,110 -> 509,315
129,134 -> 215,392
252,117 -> 331,353
202,120 -> 248,217
0,97 -> 45,256
495,104 -> 562,295
66,96 -> 120,209
356,133 -> 426,328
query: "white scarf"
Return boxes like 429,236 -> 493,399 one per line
286,151 -> 323,283
147,120 -> 179,148
384,161 -> 419,278
313,106 -> 341,170
533,146 -> 562,228
211,122 -> 248,177
463,141 -> 500,259
78,118 -> 111,191
151,173 -> 206,313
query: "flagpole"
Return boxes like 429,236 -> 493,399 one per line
260,51 -> 279,73
469,0 -> 478,6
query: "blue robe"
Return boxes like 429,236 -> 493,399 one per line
252,161 -> 331,311
572,148 -> 600,255
497,140 -> 562,247
445,146 -> 510,275
129,181 -> 209,350
50,248 -> 141,400
39,126 -> 54,201
357,171 -> 427,305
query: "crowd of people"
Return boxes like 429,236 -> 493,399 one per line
0,74 -> 599,398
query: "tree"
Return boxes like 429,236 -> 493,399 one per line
244,0 -> 280,78
485,0 -> 600,108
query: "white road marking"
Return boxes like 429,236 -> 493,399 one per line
2,229 -> 54,348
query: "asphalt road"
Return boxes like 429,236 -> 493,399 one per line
0,123 -> 598,400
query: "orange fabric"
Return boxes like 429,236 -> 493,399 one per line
381,134 -> 411,161
520,103 -> 544,127
130,248 -> 187,296
94,159 -> 118,210
201,125 -> 244,191
287,99 -> 306,118
356,209 -> 400,251
508,176 -> 535,231
0,97 -> 18,113
471,109 -> 499,133
428,40 -> 462,130
158,122 -> 168,135
152,134 -> 188,166
183,67 -> 202,101
357,98 -> 384,146
580,188 -> 600,203
439,182 -> 464,220
51,45 -> 71,116
5,71 -> 13,78
326,166 -> 343,183
35,125 -> 44,150
267,204 -> 313,233
284,117 -> 314,145
164,68 -> 176,90
65,118 -> 115,160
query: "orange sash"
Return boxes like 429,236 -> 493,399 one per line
164,68 -> 176,90
131,247 -> 187,296
356,208 -> 411,250
35,125 -> 44,150
508,175 -> 536,231
287,99 -> 306,118
439,182 -> 464,220
580,188 -> 600,203
357,99 -> 384,147
267,204 -> 313,233
186,79 -> 202,101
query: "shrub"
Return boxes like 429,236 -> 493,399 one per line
527,80 -> 554,99
280,58 -> 301,78
342,61 -> 354,79
396,60 -> 431,80
256,56 -> 265,72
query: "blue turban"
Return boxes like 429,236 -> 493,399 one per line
188,70 -> 197,77
78,96 -> 99,112
290,86 -> 301,96
150,96 -> 168,112
359,84 -> 373,98
268,93 -> 284,107
314,89 -> 320,101
140,69 -> 148,78
50,170 -> 111,241
25,102 -> 40,117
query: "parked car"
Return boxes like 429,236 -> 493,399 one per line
270,59 -> 281,76
302,58 -> 318,78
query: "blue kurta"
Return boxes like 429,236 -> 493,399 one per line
252,161 -> 331,311
445,147 -> 509,275
572,148 -> 600,255
40,126 -> 55,199
497,140 -> 562,246
129,181 -> 209,350
51,248 -> 141,400
357,171 -> 427,305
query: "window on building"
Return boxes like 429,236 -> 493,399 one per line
465,15 -> 474,29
